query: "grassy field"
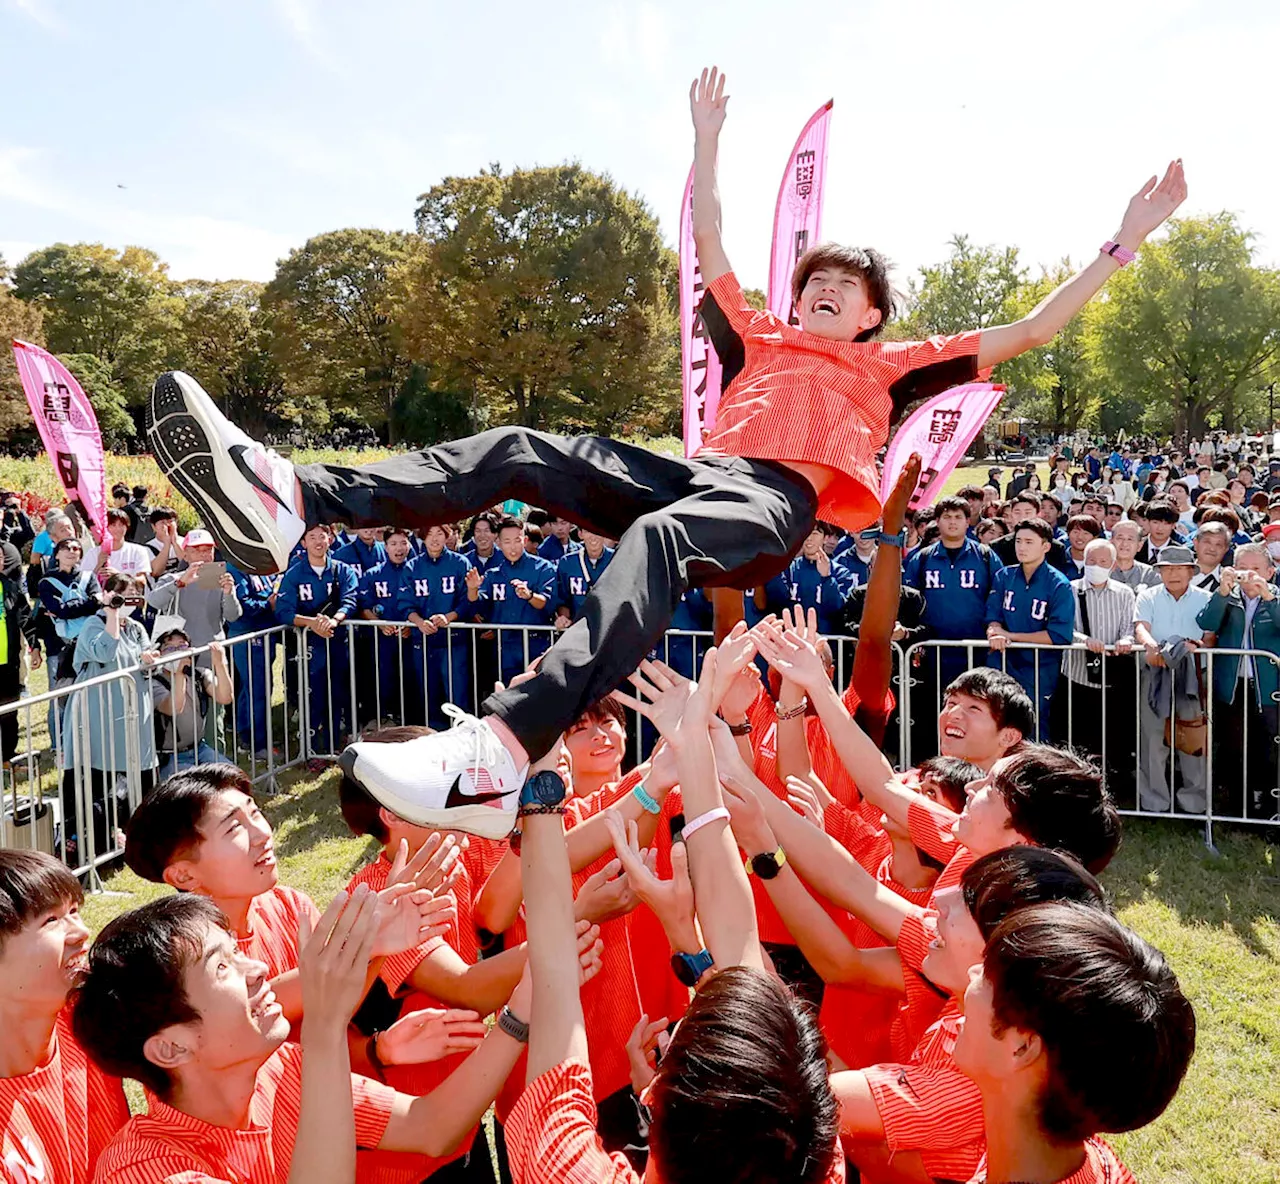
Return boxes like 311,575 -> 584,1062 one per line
12,446 -> 1279,1181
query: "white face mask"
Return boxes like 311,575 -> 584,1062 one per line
1084,564 -> 1113,586
117,604 -> 137,618
1268,542 -> 1280,561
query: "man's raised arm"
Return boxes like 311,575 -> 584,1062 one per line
690,66 -> 732,284
977,161 -> 1186,369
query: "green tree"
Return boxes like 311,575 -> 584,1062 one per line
60,353 -> 136,450
1084,214 -> 1280,436
999,261 -> 1100,434
11,243 -> 185,406
180,280 -> 287,436
895,234 -> 1026,338
394,163 -> 678,435
0,270 -> 46,442
262,229 -> 415,440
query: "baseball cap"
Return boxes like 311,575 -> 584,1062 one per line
184,528 -> 215,548
1154,545 -> 1196,567
1262,523 -> 1280,540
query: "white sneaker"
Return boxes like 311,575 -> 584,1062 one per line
338,705 -> 528,839
147,371 -> 305,573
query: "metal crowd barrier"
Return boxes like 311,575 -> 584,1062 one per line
1,624 -> 307,886
295,621 -> 906,768
7,614 -> 1274,886
900,639 -> 1280,850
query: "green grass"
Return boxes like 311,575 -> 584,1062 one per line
78,764 -> 1279,1184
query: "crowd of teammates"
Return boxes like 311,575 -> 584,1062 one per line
0,586 -> 1196,1184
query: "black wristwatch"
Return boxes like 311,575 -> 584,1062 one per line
745,846 -> 787,880
497,1006 -> 530,1043
670,949 -> 714,986
520,769 -> 567,808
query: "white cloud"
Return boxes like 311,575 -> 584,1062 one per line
7,0 -> 65,33
599,2 -> 671,74
0,146 -> 294,281
273,0 -> 344,75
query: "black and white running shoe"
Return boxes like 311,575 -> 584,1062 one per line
147,371 -> 305,573
338,705 -> 527,839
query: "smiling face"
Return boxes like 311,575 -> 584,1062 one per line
952,759 -> 1018,854
797,267 -> 882,341
920,886 -> 986,994
384,532 -> 411,564
937,692 -> 1008,765
0,895 -> 90,1013
153,922 -> 288,1081
424,525 -> 448,560
564,711 -> 626,784
164,789 -> 278,901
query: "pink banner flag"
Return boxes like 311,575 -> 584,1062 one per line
679,164 -> 723,457
880,383 -> 1005,512
768,100 -> 833,325
12,340 -> 108,541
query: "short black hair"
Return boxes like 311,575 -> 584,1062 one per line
124,764 -> 255,883
111,483 -> 130,500
0,849 -> 83,948
383,525 -> 411,541
1144,501 -> 1179,526
149,507 -> 178,524
993,744 -> 1121,874
917,755 -> 982,814
106,508 -> 130,528
72,895 -> 230,1099
1013,517 -> 1054,546
944,668 -> 1035,738
1065,514 -> 1104,539
495,516 -> 523,536
984,902 -> 1195,1141
648,965 -> 839,1184
1012,492 -> 1042,511
132,484 -> 149,501
934,496 -> 969,518
956,485 -> 986,503
960,845 -> 1106,944
339,725 -> 435,843
790,244 -> 897,342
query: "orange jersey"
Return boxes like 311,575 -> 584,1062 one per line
863,1001 -> 984,1183
235,885 -> 319,979
820,854 -> 935,1070
697,270 -> 983,531
889,910 -> 947,1061
506,1059 -> 847,1184
0,1008 -> 129,1184
967,1138 -> 1137,1184
93,1043 -> 395,1184
345,855 -> 469,1184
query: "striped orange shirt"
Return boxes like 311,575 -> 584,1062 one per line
863,1001 -> 984,1182
697,271 -> 983,531
820,852 -> 935,1070
968,1139 -> 1136,1184
890,912 -> 948,1061
344,855 -> 468,1184
236,885 -> 320,979
0,1008 -> 129,1184
506,1059 -> 847,1184
92,1043 -> 395,1184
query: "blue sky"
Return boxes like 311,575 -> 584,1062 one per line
3,0 -> 1277,293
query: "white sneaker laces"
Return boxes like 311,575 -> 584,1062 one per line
440,703 -> 506,785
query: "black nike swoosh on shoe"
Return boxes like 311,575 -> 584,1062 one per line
230,445 -> 291,513
445,774 -> 514,809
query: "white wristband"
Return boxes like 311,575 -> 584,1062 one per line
682,807 -> 730,842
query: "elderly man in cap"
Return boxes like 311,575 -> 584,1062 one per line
1133,545 -> 1214,814
145,528 -> 242,667
1197,543 -> 1280,820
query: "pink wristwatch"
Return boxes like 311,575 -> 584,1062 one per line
1101,240 -> 1137,266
